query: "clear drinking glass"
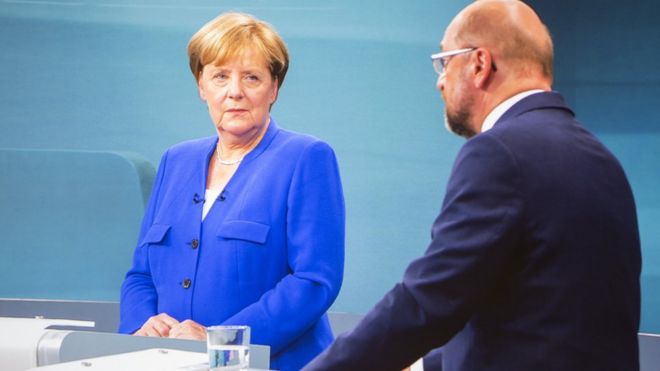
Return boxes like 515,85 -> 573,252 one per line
206,325 -> 250,370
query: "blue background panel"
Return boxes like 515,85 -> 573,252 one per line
1,0 -> 658,332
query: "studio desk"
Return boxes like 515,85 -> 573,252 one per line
0,299 -> 270,371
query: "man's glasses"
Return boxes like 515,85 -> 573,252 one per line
430,47 -> 476,75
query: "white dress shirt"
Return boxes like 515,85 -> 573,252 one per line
481,89 -> 546,133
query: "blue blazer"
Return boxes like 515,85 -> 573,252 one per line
119,118 -> 345,371
304,92 -> 641,371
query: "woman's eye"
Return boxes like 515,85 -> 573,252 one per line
245,74 -> 260,82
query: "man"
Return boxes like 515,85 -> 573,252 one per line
304,1 -> 641,370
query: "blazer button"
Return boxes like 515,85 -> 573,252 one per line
182,278 -> 192,289
191,239 -> 199,249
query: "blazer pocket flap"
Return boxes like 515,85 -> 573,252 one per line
142,224 -> 171,245
216,220 -> 270,244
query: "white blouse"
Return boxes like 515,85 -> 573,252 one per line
201,188 -> 222,221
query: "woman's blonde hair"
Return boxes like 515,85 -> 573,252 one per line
188,12 -> 289,88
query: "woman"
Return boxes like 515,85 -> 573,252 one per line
118,12 -> 345,371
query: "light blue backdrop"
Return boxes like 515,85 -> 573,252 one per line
1,0 -> 658,332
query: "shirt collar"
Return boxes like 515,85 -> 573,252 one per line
481,89 -> 545,133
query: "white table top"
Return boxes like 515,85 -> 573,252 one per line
27,348 -> 271,371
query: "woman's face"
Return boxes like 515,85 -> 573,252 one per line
198,48 -> 278,140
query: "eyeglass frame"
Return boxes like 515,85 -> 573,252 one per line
431,47 -> 497,75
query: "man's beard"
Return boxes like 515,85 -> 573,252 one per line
444,106 -> 476,138
443,87 -> 477,139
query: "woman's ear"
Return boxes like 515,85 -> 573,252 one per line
269,77 -> 279,104
198,78 -> 208,102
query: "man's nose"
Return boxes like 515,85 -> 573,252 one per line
436,74 -> 445,94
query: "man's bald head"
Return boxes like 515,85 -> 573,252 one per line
444,0 -> 554,80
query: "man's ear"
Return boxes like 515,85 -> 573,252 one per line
473,48 -> 495,89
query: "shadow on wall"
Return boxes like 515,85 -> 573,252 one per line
0,149 -> 155,301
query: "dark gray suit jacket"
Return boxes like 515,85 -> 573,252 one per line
304,92 -> 641,371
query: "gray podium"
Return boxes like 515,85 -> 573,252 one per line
36,329 -> 268,368
0,299 -> 269,370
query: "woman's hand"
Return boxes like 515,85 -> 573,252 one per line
134,313 -> 179,337
168,319 -> 207,340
